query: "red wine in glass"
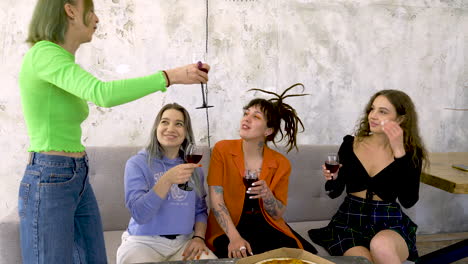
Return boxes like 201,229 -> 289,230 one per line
243,177 -> 258,189
243,175 -> 258,201
325,154 -> 340,174
243,176 -> 259,213
325,161 -> 340,173
179,143 -> 202,191
186,154 -> 203,164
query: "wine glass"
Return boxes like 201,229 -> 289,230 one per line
243,170 -> 259,213
325,154 -> 340,176
192,52 -> 213,109
243,170 -> 259,197
179,143 -> 203,191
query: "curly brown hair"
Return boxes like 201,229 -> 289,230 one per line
355,89 -> 427,168
245,83 -> 308,153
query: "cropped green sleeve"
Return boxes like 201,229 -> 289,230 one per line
29,41 -> 166,107
19,41 -> 168,152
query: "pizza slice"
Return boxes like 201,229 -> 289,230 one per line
256,257 -> 317,264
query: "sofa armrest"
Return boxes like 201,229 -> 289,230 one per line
0,212 -> 22,263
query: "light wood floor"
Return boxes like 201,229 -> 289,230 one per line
417,232 -> 468,264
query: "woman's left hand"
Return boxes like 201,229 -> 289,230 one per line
247,180 -> 273,199
182,237 -> 209,260
381,120 -> 406,158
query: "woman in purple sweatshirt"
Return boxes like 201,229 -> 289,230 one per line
116,103 -> 217,263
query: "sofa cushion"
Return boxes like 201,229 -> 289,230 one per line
87,145 -> 344,228
104,231 -> 125,264
274,145 -> 344,222
87,146 -> 140,231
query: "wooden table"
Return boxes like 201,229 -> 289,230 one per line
420,152 -> 468,194
418,152 -> 468,263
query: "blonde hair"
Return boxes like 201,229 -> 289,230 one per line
146,103 -> 203,195
26,0 -> 94,45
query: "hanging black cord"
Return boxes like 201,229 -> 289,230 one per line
205,0 -> 209,54
204,0 -> 212,154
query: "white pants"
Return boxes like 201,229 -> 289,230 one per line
116,231 -> 217,264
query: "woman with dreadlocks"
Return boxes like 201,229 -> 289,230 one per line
205,84 -> 317,258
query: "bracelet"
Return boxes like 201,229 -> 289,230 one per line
192,235 -> 205,242
162,70 -> 170,87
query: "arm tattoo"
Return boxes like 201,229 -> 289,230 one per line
263,193 -> 284,218
213,186 -> 224,194
212,202 -> 230,234
276,199 -> 284,209
263,197 -> 278,217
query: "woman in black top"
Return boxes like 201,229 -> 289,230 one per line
308,90 -> 427,263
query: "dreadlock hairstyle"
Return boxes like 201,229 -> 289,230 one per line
355,89 -> 428,169
245,83 -> 308,153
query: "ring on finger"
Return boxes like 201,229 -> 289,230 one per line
240,246 -> 246,251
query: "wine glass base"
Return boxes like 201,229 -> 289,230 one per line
196,105 -> 214,109
178,183 -> 193,191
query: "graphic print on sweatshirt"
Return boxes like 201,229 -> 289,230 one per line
154,171 -> 189,202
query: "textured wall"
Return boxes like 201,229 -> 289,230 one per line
0,0 -> 467,232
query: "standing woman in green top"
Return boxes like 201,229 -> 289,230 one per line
18,0 -> 209,263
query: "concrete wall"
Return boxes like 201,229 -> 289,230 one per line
0,0 -> 467,233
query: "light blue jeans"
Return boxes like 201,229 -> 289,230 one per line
18,152 -> 107,264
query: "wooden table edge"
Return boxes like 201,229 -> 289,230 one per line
420,172 -> 456,193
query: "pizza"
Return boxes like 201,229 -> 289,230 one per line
255,258 -> 317,264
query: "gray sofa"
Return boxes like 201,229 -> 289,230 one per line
0,145 -> 452,263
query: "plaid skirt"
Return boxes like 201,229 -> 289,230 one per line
308,195 -> 418,261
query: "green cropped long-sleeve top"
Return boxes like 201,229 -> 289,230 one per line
19,41 -> 167,152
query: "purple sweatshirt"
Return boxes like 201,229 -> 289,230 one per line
124,150 -> 208,236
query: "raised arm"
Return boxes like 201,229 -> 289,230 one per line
125,159 -> 197,224
27,42 -> 210,107
124,159 -> 165,224
152,163 -> 198,198
381,121 -> 421,208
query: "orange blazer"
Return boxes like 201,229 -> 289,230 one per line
205,139 -> 302,250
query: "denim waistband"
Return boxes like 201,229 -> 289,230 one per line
28,152 -> 88,169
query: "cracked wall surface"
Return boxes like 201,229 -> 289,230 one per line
0,0 -> 467,232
